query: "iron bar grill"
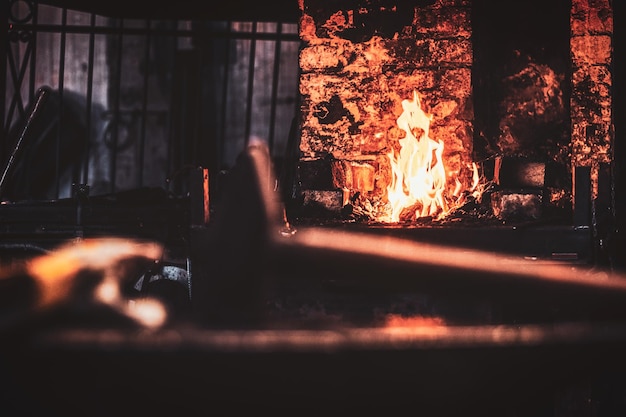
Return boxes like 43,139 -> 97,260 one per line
1,1 -> 300,202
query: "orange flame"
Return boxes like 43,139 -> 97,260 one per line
385,90 -> 448,222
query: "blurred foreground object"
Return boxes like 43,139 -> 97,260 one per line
4,144 -> 626,417
0,237 -> 166,333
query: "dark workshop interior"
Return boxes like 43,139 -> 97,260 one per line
2,0 -> 626,416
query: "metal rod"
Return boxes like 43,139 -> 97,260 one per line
9,22 -> 300,41
0,86 -> 50,199
0,0 -> 8,141
243,21 -> 257,146
28,2 -> 39,108
55,8 -> 68,198
82,12 -> 97,185
217,22 -> 232,169
109,18 -> 124,193
137,19 -> 152,187
267,23 -> 283,154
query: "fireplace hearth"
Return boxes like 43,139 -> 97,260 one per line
291,0 -> 612,238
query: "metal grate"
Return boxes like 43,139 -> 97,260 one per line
1,0 -> 301,202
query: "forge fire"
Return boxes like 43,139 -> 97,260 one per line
294,0 -> 613,226
385,89 -> 481,222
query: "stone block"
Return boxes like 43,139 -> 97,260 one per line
493,157 -> 545,189
491,191 -> 543,221
298,157 -> 335,190
300,190 -> 345,217
331,160 -> 376,192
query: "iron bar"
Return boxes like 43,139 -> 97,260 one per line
0,1 -> 8,141
109,17 -> 124,193
216,22 -> 232,169
81,12 -> 96,185
243,21 -> 257,146
165,22 -> 177,193
137,19 -> 152,187
28,3 -> 37,107
54,7 -> 67,198
267,23 -> 282,155
9,22 -> 300,41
